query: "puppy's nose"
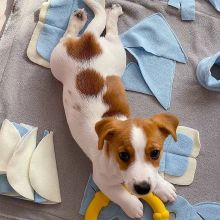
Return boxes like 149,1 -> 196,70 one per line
134,181 -> 151,195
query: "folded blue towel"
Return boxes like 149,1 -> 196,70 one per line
193,202 -> 220,220
37,0 -> 96,61
122,63 -> 153,96
159,133 -> 193,177
209,0 -> 220,12
80,176 -> 220,220
167,197 -> 220,220
196,52 -> 220,92
168,0 -> 195,21
120,13 -> 187,109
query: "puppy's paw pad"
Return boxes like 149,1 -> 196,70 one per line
73,9 -> 87,22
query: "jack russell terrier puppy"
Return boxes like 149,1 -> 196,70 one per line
50,0 -> 179,218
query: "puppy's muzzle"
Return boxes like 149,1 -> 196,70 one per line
134,181 -> 151,195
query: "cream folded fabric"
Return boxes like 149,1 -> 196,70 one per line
0,119 -> 61,204
29,131 -> 61,203
27,0 -> 51,68
160,126 -> 201,185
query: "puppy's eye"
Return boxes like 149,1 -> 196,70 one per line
150,149 -> 160,160
119,151 -> 130,162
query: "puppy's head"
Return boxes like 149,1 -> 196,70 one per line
95,113 -> 179,197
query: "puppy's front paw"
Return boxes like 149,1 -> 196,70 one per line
111,4 -> 123,16
121,195 -> 143,219
154,181 -> 177,202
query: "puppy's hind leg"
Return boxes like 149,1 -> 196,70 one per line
105,4 -> 123,41
63,9 -> 88,38
83,0 -> 106,37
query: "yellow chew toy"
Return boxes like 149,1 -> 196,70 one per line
85,192 -> 169,220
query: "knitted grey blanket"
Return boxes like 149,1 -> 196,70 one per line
0,0 -> 219,219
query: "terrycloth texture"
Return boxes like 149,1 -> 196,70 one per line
0,0 -> 220,219
209,0 -> 220,12
168,0 -> 195,21
196,52 -> 220,91
0,119 -> 61,204
80,176 -> 220,220
36,0 -> 105,61
120,13 -> 188,109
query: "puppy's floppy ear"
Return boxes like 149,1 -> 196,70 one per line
151,113 -> 179,141
95,117 -> 120,150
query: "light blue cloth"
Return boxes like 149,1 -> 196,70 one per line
120,13 -> 187,109
159,133 -> 193,177
37,0 -> 95,61
122,62 -> 153,96
0,175 -> 15,195
167,197 -> 220,220
209,0 -> 220,12
168,0 -> 195,21
0,123 -> 49,203
80,176 -> 220,220
196,52 -> 220,92
193,202 -> 220,220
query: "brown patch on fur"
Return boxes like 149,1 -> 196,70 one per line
115,143 -> 135,170
72,104 -> 81,112
64,32 -> 102,60
68,90 -> 72,95
76,69 -> 105,96
95,117 -> 135,170
102,76 -> 130,118
151,113 -> 179,141
132,113 -> 179,167
144,126 -> 164,167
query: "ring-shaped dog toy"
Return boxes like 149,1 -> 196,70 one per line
85,192 -> 169,220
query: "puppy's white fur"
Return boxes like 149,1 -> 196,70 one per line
50,0 -> 176,218
123,126 -> 158,195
